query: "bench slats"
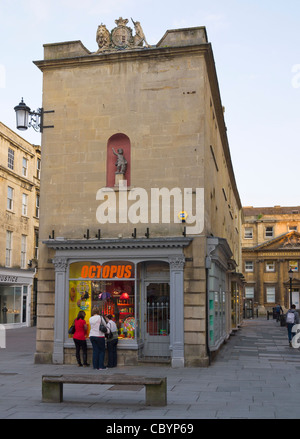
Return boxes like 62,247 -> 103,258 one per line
42,374 -> 163,386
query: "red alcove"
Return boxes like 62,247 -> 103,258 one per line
106,133 -> 131,187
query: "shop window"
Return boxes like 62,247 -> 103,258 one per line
0,286 -> 21,324
69,261 -> 135,340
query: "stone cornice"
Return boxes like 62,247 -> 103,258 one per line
43,236 -> 193,251
33,43 -> 210,71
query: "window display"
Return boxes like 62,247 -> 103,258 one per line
0,286 -> 22,324
69,261 -> 135,340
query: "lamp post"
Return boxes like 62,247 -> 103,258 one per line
288,268 -> 294,308
14,98 -> 54,133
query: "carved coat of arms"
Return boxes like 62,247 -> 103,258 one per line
95,17 -> 150,53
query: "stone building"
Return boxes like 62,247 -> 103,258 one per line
33,19 -> 243,367
242,206 -> 300,313
0,122 -> 40,327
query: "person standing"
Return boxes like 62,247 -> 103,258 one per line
89,307 -> 107,370
286,304 -> 300,346
105,314 -> 118,368
275,303 -> 283,322
73,311 -> 89,367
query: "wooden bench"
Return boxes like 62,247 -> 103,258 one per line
42,373 -> 167,406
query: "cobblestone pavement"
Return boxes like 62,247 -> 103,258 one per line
0,317 -> 300,419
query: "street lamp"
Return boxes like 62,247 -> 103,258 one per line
14,98 -> 54,133
289,268 -> 294,308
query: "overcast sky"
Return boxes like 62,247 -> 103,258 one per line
1,0 -> 299,208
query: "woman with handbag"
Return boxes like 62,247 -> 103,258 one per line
89,306 -> 108,370
73,311 -> 89,367
105,314 -> 118,368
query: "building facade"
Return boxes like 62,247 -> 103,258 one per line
0,122 -> 40,327
33,19 -> 243,367
242,206 -> 300,313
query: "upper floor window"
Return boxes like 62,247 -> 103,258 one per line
21,235 -> 27,269
5,231 -> 12,267
7,186 -> 14,210
22,158 -> 28,177
265,226 -> 274,238
244,227 -> 253,239
36,194 -> 40,218
22,194 -> 28,216
288,226 -> 298,232
289,261 -> 298,272
266,260 -> 275,272
37,158 -> 41,179
8,148 -> 14,170
245,261 -> 254,272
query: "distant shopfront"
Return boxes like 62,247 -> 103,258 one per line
0,267 -> 36,328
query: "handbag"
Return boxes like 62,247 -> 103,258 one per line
105,331 -> 113,340
99,316 -> 108,333
68,321 -> 75,335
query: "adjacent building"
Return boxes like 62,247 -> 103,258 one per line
33,19 -> 243,367
0,122 -> 40,327
242,206 -> 300,313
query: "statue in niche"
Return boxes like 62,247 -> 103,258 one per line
112,147 -> 127,174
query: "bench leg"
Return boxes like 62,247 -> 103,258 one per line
145,378 -> 167,406
42,381 -> 63,403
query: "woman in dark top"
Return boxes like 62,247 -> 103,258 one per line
73,311 -> 89,367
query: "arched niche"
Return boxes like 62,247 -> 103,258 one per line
106,133 -> 131,187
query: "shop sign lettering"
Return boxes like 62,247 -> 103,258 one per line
0,275 -> 18,283
81,264 -> 132,279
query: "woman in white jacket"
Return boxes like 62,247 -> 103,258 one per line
89,307 -> 107,370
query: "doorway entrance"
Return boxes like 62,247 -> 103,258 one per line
143,282 -> 170,358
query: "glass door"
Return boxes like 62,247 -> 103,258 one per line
143,282 -> 170,358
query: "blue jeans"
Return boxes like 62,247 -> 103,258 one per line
107,338 -> 118,367
90,336 -> 105,369
287,323 -> 296,342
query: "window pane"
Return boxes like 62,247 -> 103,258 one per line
266,287 -> 275,303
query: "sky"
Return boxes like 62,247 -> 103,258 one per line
1,0 -> 300,208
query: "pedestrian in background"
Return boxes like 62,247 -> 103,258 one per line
286,304 -> 300,346
73,311 -> 89,367
275,303 -> 283,322
105,314 -> 118,368
89,307 -> 107,370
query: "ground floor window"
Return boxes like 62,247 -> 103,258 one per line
266,286 -> 276,303
0,286 -> 23,324
69,261 -> 135,340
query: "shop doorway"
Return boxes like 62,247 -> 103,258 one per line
143,282 -> 170,358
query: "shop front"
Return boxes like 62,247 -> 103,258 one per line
0,267 -> 35,328
45,237 -> 192,367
